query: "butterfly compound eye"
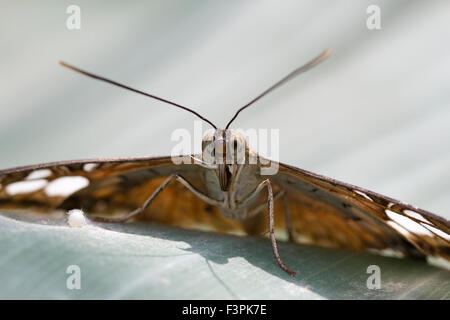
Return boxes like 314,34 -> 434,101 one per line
227,131 -> 246,150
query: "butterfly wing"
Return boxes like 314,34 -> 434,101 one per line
0,157 -> 244,233
271,162 -> 450,260
2,156 -> 449,260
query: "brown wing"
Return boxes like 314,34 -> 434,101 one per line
271,162 -> 450,260
2,157 -> 449,260
0,157 -> 244,234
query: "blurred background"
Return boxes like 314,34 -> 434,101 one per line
1,0 -> 449,220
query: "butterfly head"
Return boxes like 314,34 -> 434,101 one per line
202,129 -> 248,191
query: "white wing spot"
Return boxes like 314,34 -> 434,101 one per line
427,256 -> 450,270
385,209 -> 433,237
387,221 -> 411,237
421,223 -> 450,241
353,190 -> 373,201
5,179 -> 48,195
83,163 -> 98,172
26,169 -> 52,180
367,248 -> 405,258
403,209 -> 430,224
45,176 -> 89,197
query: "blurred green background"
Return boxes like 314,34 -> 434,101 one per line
0,0 -> 449,299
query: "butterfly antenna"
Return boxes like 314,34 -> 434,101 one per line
59,61 -> 217,129
225,49 -> 331,129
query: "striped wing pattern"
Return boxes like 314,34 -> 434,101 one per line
0,157 -> 449,261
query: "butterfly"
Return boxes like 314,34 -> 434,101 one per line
0,50 -> 448,276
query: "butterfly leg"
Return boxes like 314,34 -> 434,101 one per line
190,155 -> 219,169
93,174 -> 222,223
238,179 -> 296,276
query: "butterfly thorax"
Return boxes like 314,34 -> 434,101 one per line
201,129 -> 266,219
